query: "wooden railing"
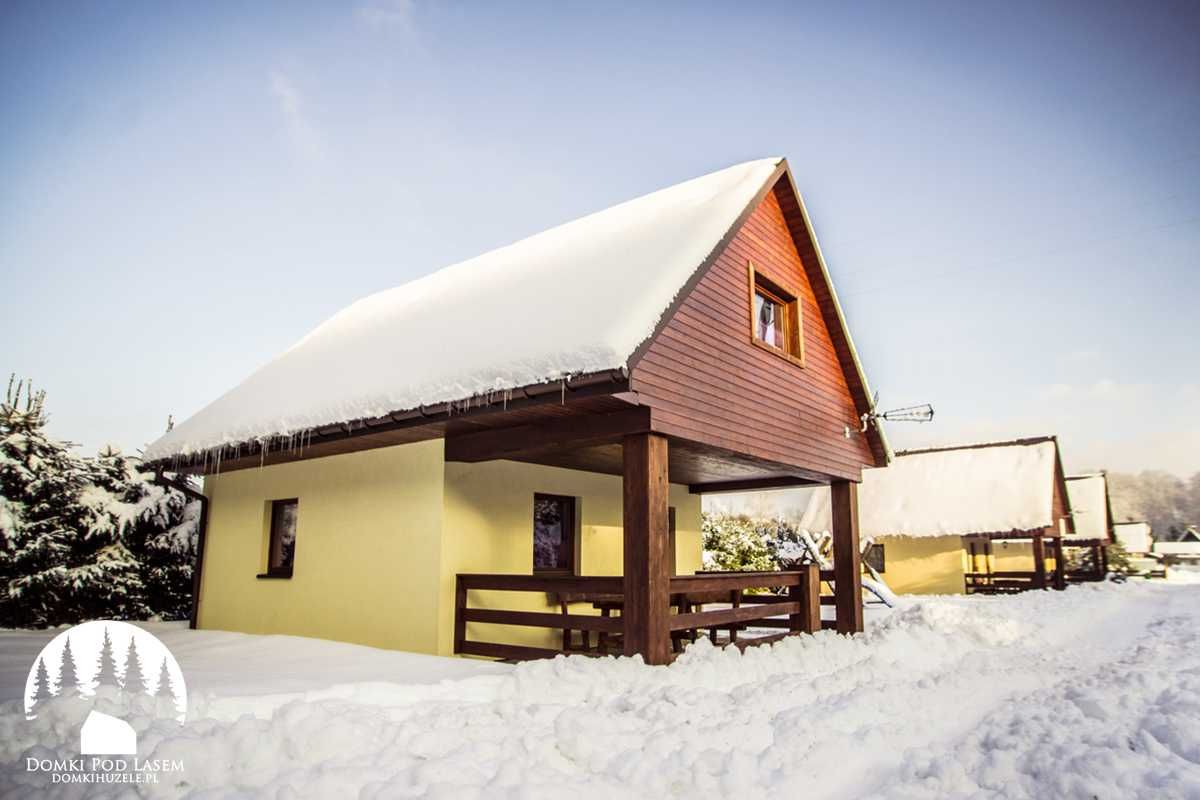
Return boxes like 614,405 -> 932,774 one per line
454,566 -> 826,662
965,570 -> 1043,594
669,567 -> 828,641
454,574 -> 623,662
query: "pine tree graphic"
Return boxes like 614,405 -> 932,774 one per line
29,656 -> 55,716
59,636 -> 81,696
153,657 -> 173,698
94,626 -> 120,689
121,634 -> 149,694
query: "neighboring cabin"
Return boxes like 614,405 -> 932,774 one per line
1153,526 -> 1200,564
1062,472 -> 1114,581
797,436 -> 1074,594
1113,521 -> 1152,556
146,157 -> 889,664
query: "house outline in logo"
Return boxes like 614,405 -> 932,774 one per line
80,709 -> 139,755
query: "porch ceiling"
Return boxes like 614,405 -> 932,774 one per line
443,401 -> 827,491
506,440 -> 823,492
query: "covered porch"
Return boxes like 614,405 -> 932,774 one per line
964,531 -> 1067,594
446,417 -> 865,665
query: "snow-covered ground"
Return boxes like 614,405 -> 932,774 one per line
2,581 -> 1199,798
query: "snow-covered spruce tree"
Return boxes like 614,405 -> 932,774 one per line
701,512 -> 777,572
70,445 -> 148,621
0,378 -> 198,626
0,378 -> 85,627
1105,539 -> 1132,575
85,445 -> 198,621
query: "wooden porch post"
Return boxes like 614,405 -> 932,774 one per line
1031,533 -> 1047,589
622,433 -> 671,664
790,563 -> 821,634
831,480 -> 864,634
1052,536 -> 1066,590
1098,543 -> 1109,578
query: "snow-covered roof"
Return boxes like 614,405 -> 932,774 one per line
147,158 -> 792,461
1113,521 -> 1152,554
800,438 -> 1065,538
1064,474 -> 1111,540
1152,541 -> 1200,556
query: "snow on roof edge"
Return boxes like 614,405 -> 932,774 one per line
145,157 -> 787,462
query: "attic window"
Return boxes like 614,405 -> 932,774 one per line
748,262 -> 804,366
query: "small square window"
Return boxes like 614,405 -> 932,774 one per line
265,499 -> 298,578
864,543 -> 885,574
747,262 -> 804,366
533,494 -> 576,574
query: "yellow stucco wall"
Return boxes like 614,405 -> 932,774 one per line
198,443 -> 702,657
876,534 -> 966,594
199,440 -> 445,652
992,540 -> 1058,574
439,460 -> 702,654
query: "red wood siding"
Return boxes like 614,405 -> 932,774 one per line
631,180 -> 876,482
1051,465 -> 1072,536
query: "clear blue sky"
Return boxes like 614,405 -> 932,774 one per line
2,1 -> 1197,475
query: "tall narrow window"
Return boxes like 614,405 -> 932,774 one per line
747,261 -> 805,366
267,499 -> 298,577
533,494 -> 576,574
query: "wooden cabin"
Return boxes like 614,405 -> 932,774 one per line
1061,473 -> 1114,581
146,157 -> 889,665
1113,521 -> 1152,556
1153,526 -> 1200,566
796,436 -> 1074,594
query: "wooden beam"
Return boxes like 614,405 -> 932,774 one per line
669,601 -> 800,632
791,563 -> 821,633
1052,536 -> 1066,590
461,608 -> 623,633
1032,533 -> 1047,589
457,641 -> 562,661
445,407 -> 650,463
456,574 -> 624,594
831,480 -> 863,634
688,475 -> 820,495
623,433 -> 671,665
453,576 -> 467,654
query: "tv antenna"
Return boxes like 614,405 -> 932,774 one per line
860,395 -> 934,432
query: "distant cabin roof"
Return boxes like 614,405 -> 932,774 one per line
800,437 -> 1066,538
1113,521 -> 1152,553
1064,473 -> 1111,540
147,158 -> 793,461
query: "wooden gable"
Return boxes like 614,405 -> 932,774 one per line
1050,446 -> 1075,537
630,173 -> 880,483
